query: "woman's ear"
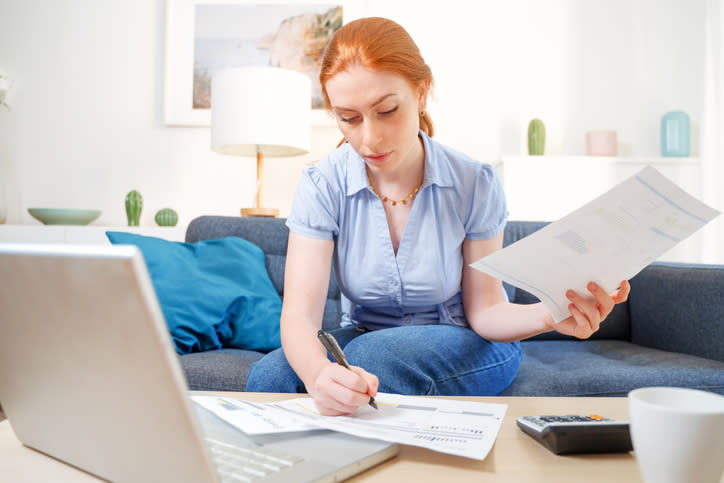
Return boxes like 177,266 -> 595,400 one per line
417,80 -> 430,111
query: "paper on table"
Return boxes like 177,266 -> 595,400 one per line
191,395 -> 319,434
271,393 -> 507,460
194,393 -> 507,460
471,166 -> 720,322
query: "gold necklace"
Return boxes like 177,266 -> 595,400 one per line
367,176 -> 423,207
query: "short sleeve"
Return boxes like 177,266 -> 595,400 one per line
464,164 -> 508,240
285,165 -> 340,240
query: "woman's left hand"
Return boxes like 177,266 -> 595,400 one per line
546,280 -> 631,339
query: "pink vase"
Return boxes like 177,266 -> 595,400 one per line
586,130 -> 617,156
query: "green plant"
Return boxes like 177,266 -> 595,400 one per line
125,190 -> 143,226
154,208 -> 178,227
528,118 -> 546,155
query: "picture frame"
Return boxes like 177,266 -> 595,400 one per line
163,0 -> 367,127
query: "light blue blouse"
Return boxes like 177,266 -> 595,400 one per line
286,131 -> 508,330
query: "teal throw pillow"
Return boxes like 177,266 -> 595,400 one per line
106,231 -> 281,354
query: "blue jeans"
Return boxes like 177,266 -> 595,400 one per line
246,325 -> 522,396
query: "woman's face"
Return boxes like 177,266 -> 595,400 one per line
325,64 -> 426,174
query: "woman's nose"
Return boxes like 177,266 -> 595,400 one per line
362,118 -> 383,149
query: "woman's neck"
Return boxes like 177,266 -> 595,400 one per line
366,136 -> 425,199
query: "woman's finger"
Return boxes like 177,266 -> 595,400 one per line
567,303 -> 595,337
566,289 -> 600,326
587,282 -> 615,317
611,280 -> 630,304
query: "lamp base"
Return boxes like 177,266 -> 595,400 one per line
241,207 -> 279,217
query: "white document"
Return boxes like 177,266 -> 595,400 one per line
194,393 -> 507,460
191,395 -> 319,434
471,166 -> 720,322
272,393 -> 507,460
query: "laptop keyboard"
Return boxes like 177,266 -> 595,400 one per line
205,437 -> 304,482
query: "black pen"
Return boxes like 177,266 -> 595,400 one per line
317,329 -> 378,410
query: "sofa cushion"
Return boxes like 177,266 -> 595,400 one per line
106,232 -> 282,354
187,216 -> 342,328
180,349 -> 264,391
501,340 -> 724,397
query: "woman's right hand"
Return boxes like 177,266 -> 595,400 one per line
309,363 -> 379,416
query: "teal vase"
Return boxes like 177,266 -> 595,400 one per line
125,190 -> 143,226
528,119 -> 546,155
661,111 -> 690,157
154,208 -> 178,227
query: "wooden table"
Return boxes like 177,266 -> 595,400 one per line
0,394 -> 642,482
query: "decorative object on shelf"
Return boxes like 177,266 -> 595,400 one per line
211,66 -> 310,217
661,111 -> 690,157
27,208 -> 101,226
585,130 -> 617,156
154,208 -> 179,227
125,190 -> 143,226
527,119 -> 546,155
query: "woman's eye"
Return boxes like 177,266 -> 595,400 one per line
380,107 -> 398,116
339,114 -> 360,123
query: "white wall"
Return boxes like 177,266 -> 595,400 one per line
0,0 -> 721,261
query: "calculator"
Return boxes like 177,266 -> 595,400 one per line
516,414 -> 633,455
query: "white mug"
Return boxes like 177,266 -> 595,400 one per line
628,386 -> 724,483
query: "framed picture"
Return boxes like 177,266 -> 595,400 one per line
163,0 -> 366,126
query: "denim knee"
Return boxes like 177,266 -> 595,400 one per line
341,326 -> 522,396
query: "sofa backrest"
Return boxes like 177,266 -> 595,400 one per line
186,216 -> 631,339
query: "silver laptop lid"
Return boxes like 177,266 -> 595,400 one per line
0,243 -> 219,483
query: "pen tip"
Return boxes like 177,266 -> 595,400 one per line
369,398 -> 379,410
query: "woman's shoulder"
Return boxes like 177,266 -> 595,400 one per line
425,134 -> 498,183
304,143 -> 355,182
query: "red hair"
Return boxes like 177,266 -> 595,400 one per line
320,17 -> 434,137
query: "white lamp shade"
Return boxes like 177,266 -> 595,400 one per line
211,66 -> 311,157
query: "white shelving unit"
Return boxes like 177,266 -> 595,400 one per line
495,156 -> 702,263
0,225 -> 186,244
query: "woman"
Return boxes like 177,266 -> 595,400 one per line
246,17 -> 629,415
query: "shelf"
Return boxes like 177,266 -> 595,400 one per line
0,225 -> 186,244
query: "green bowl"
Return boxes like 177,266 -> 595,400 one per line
28,208 -> 102,226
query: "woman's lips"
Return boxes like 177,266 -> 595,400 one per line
365,152 -> 392,164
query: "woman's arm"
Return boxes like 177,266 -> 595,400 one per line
280,232 -> 377,415
461,232 -> 630,342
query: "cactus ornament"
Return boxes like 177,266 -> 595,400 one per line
125,190 -> 143,226
155,208 -> 178,227
527,118 -> 546,155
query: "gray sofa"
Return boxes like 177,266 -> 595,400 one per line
179,216 -> 724,397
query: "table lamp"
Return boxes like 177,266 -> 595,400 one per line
211,66 -> 311,217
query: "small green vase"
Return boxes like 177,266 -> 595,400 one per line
528,118 -> 546,155
154,208 -> 178,227
125,190 -> 143,226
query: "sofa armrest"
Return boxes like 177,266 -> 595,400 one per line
629,261 -> 724,363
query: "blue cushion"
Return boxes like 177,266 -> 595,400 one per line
105,232 -> 281,354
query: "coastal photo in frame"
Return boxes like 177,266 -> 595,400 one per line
163,0 -> 366,126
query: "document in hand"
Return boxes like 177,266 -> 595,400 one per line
471,166 -> 720,322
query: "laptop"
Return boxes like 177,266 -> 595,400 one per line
0,243 -> 398,483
